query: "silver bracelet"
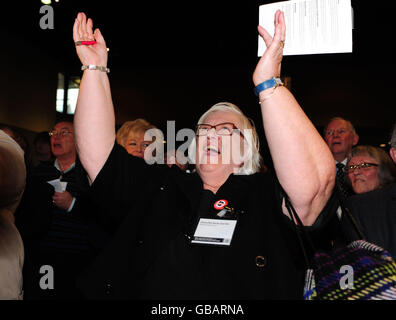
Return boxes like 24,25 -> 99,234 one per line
81,65 -> 110,73
258,84 -> 284,105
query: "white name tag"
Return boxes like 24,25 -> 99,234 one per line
191,218 -> 237,246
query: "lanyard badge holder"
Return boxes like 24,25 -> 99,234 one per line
189,199 -> 244,247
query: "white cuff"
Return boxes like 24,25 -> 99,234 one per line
67,197 -> 76,213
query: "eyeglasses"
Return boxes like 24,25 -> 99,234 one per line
345,162 -> 379,173
49,130 -> 73,137
196,122 -> 244,138
325,128 -> 350,136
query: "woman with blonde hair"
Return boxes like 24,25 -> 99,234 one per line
116,118 -> 159,159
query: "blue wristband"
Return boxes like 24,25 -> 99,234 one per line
254,77 -> 283,96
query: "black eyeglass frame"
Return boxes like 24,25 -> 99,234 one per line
345,162 -> 379,173
195,122 -> 244,138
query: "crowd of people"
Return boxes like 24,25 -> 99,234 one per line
0,10 -> 395,300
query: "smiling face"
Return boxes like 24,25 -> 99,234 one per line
347,154 -> 380,194
50,122 -> 76,160
325,119 -> 359,162
195,111 -> 246,183
124,130 -> 153,158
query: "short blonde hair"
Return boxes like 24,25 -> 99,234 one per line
188,102 -> 263,175
116,119 -> 157,147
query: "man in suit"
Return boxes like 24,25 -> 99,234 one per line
15,121 -> 93,299
324,117 -> 359,200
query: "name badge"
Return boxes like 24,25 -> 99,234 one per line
191,218 -> 237,246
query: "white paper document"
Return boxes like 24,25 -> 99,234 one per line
47,179 -> 67,192
258,0 -> 353,56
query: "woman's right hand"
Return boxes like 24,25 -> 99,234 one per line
252,10 -> 285,86
73,12 -> 108,67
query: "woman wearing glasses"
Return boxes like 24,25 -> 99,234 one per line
345,145 -> 396,194
344,144 -> 396,259
73,11 -> 337,299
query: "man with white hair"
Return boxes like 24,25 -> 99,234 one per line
0,129 -> 26,299
324,117 -> 359,200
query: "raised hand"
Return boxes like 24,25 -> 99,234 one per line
253,10 -> 286,86
73,12 -> 108,67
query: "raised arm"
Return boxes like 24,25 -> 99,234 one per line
73,13 -> 115,182
253,11 -> 335,226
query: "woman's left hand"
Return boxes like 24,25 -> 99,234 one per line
253,10 -> 286,86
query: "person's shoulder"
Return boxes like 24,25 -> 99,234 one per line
227,171 -> 275,192
349,182 -> 395,201
346,183 -> 396,211
253,168 -> 277,186
383,182 -> 396,196
28,160 -> 57,180
30,160 -> 55,172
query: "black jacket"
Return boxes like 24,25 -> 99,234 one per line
345,183 -> 396,259
77,143 -> 339,300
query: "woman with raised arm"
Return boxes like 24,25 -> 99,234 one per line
73,10 -> 336,299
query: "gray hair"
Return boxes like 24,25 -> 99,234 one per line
324,117 -> 357,135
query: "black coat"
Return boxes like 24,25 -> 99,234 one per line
77,143 -> 339,300
15,158 -> 96,299
345,183 -> 396,259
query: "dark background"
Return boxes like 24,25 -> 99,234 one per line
2,0 -> 395,158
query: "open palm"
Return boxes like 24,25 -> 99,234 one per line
253,10 -> 286,86
73,12 -> 108,67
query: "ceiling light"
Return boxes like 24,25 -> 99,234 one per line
41,0 -> 52,4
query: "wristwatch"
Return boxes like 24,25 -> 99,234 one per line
254,77 -> 283,96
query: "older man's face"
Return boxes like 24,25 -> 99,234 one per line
325,119 -> 358,161
50,122 -> 75,159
